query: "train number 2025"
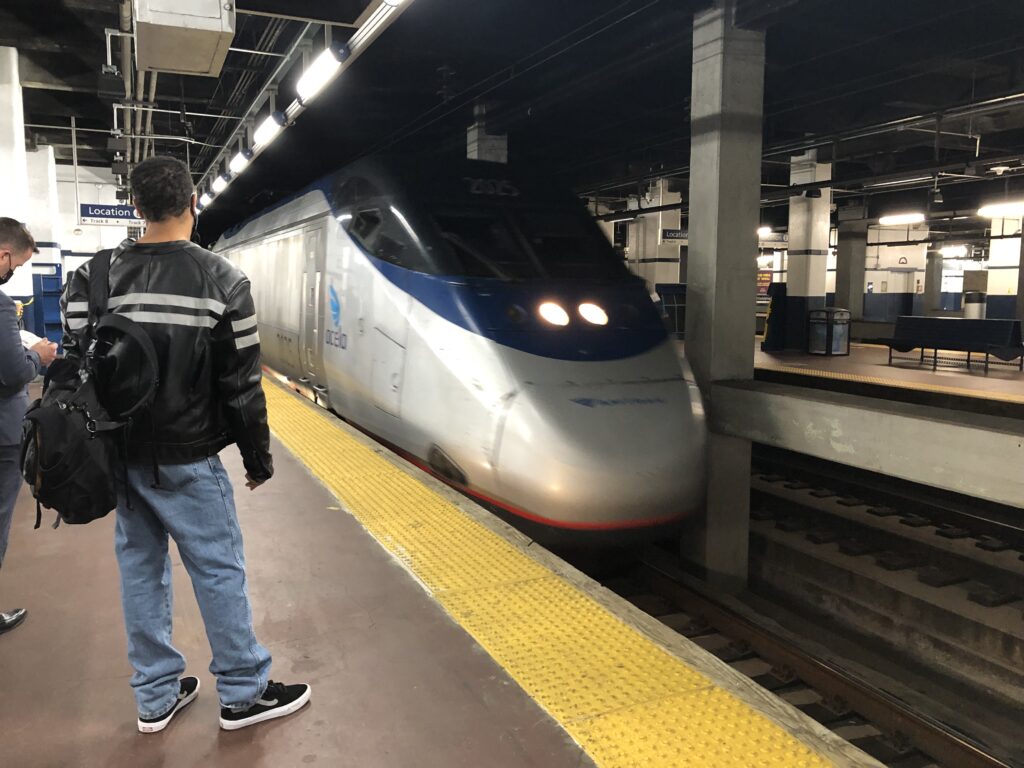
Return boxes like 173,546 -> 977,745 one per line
463,177 -> 520,197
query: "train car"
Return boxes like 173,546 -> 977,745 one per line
214,156 -> 706,543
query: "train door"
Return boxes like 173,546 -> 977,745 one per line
299,226 -> 326,394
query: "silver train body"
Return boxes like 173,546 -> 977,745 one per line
215,158 -> 706,539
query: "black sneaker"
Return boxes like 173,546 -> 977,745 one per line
219,680 -> 311,731
138,676 -> 200,733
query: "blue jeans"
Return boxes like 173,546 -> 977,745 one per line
114,456 -> 272,719
0,444 -> 22,568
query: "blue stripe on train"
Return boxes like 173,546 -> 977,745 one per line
364,252 -> 668,362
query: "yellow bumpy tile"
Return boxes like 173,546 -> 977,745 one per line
264,380 -> 836,768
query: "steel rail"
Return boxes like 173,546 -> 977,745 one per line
638,562 -> 1013,768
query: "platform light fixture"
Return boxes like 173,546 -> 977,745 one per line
977,200 -> 1024,219
939,244 -> 968,258
296,43 -> 351,104
757,226 -> 772,238
211,174 -> 230,194
253,111 -> 287,148
878,212 -> 925,226
578,303 -> 608,326
382,0 -> 405,5
199,192 -> 213,208
229,148 -> 253,175
538,302 -> 570,326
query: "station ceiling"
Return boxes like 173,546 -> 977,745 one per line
5,0 -> 1024,243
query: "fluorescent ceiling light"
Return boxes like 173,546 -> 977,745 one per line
199,192 -> 213,207
977,200 -> 1024,219
296,44 -> 350,104
382,0 -> 405,5
939,244 -> 967,258
878,212 -> 925,226
253,112 -> 287,148
229,149 -> 252,175
211,175 -> 229,194
757,226 -> 771,238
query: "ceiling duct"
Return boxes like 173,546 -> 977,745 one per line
133,0 -> 235,77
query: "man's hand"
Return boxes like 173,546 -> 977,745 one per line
245,474 -> 265,491
30,339 -> 58,366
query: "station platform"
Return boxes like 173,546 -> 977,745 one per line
755,342 -> 1024,418
0,379 -> 878,767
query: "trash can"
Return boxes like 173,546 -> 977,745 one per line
963,291 -> 987,319
807,307 -> 851,355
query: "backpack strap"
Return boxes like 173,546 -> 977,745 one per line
87,249 -> 114,344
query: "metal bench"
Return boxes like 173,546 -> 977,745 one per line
886,316 -> 1024,372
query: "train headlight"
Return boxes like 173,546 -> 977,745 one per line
538,302 -> 570,326
578,302 -> 608,325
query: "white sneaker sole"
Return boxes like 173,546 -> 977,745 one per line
219,685 -> 312,731
138,679 -> 201,734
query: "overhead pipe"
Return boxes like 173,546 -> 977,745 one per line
582,89 -> 1024,197
199,0 -> 417,196
119,0 -> 132,100
132,70 -> 146,163
143,71 -> 159,159
595,154 -> 1024,222
196,22 -> 313,187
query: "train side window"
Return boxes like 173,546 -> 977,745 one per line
350,209 -> 383,244
330,175 -> 382,210
347,206 -> 430,272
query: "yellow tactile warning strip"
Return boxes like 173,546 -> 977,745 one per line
264,380 -> 836,767
756,362 -> 1024,405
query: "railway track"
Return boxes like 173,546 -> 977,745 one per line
600,549 -> 1016,768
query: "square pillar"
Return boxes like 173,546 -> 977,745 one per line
835,220 -> 867,320
1017,236 -> 1024,322
783,150 -> 832,349
0,46 -> 32,298
682,1 -> 764,591
923,250 -> 943,316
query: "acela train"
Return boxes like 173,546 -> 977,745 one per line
214,157 -> 706,541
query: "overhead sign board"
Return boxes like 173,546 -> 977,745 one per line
79,203 -> 142,226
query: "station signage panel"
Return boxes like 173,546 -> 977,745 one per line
661,228 -> 687,241
79,203 -> 143,226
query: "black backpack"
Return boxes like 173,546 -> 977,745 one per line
20,248 -> 159,527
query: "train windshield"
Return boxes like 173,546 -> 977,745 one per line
433,207 -> 628,281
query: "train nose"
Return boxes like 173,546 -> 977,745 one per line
494,377 -> 706,529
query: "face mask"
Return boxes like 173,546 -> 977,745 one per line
0,254 -> 13,286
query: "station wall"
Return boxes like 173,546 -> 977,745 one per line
56,165 -> 131,264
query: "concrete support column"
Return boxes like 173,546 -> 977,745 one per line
923,250 -> 943,316
0,46 -> 32,298
634,179 -> 683,287
682,1 -> 764,591
783,150 -> 832,349
1017,236 -> 1024,322
987,217 -> 1022,319
25,146 -> 62,266
835,220 -> 867,320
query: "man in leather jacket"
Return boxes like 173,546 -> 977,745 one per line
0,218 -> 58,635
60,156 -> 310,733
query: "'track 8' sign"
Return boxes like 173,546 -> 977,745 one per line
79,203 -> 143,226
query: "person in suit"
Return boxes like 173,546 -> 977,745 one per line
0,218 -> 57,634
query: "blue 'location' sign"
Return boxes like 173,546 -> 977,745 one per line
79,203 -> 143,226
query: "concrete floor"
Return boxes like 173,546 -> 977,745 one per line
756,342 -> 1024,401
0,438 -> 591,768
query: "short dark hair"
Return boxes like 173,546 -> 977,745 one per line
130,156 -> 195,222
0,217 -> 36,254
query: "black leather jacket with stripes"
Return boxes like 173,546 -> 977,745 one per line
60,239 -> 273,482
